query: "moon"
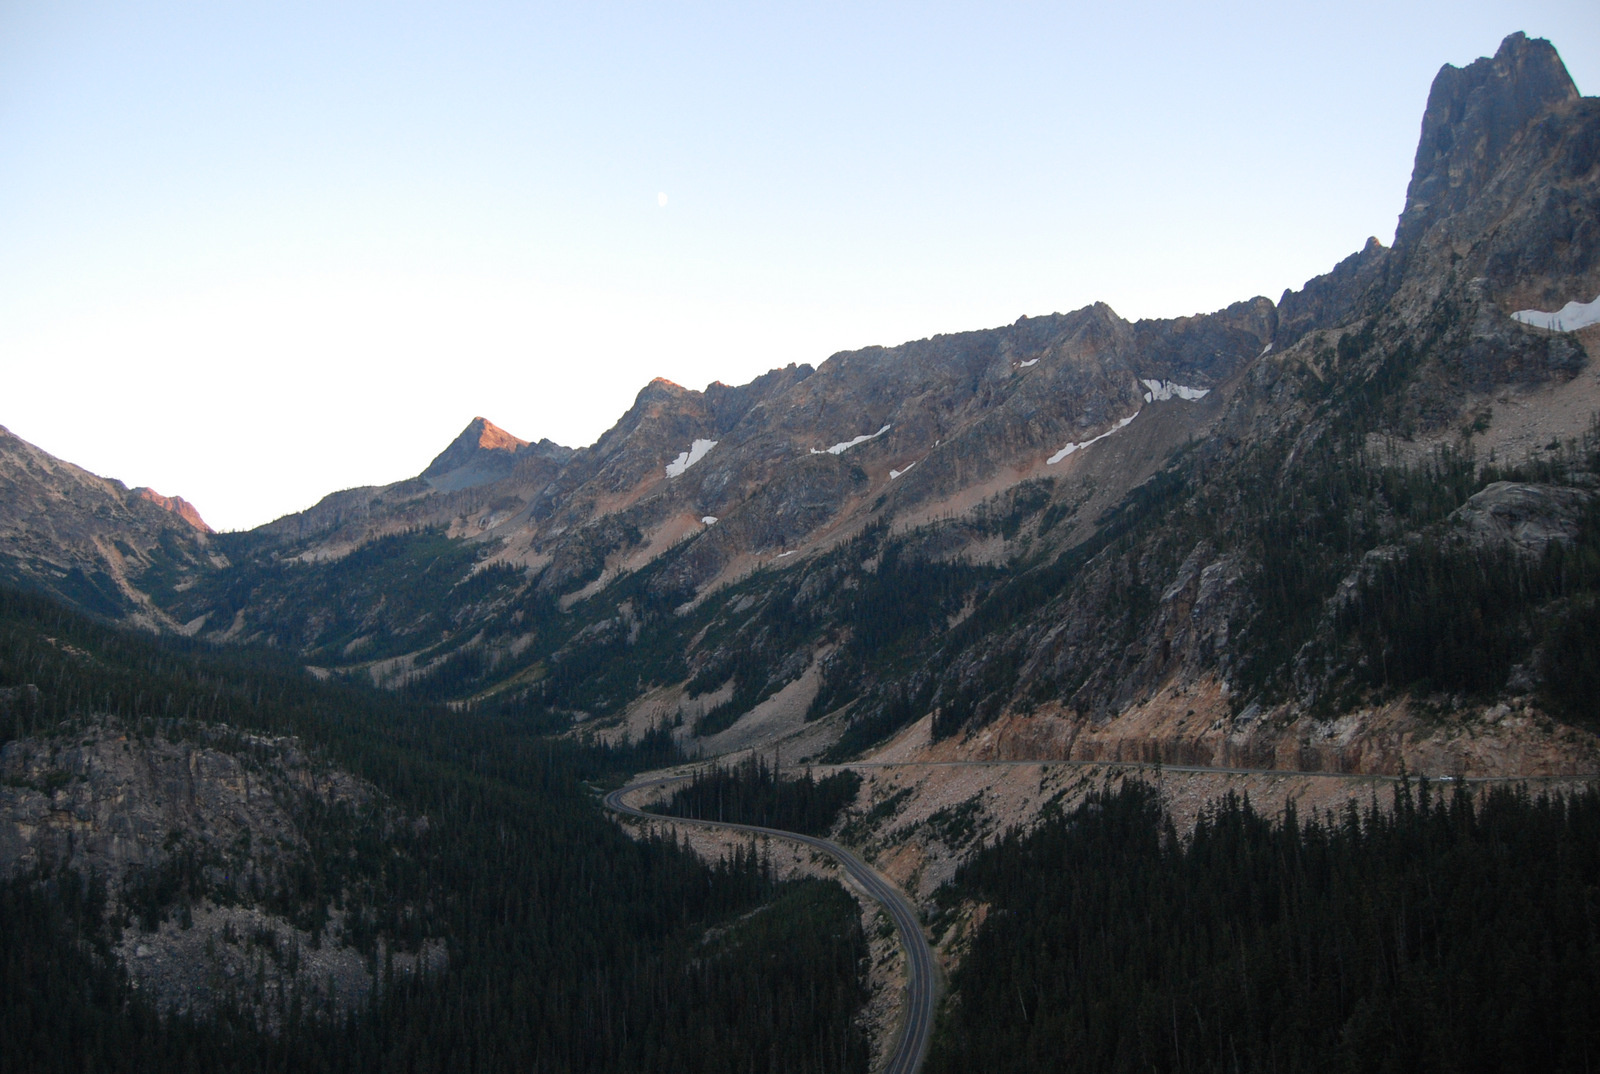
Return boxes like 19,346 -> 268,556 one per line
657,191 -> 668,208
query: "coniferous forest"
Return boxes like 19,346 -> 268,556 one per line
928,779 -> 1600,1074
9,546 -> 1600,1073
0,586 -> 868,1073
650,756 -> 862,835
10,568 -> 1600,1073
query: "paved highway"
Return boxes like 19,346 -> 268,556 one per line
603,777 -> 937,1074
603,759 -> 1594,1072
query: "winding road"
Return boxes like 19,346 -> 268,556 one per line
604,777 -> 937,1074
603,759 -> 1596,1073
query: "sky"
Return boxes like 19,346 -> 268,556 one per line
2,2 -> 1596,531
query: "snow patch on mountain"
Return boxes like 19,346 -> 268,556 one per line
890,462 -> 917,480
1512,294 -> 1600,332
1047,412 -> 1138,465
1140,379 -> 1210,403
812,424 -> 891,456
665,439 -> 718,478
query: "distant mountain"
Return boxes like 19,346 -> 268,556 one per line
421,416 -> 530,479
4,32 -> 1597,777
0,425 -> 222,628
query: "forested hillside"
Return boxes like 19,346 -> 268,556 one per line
0,586 -> 868,1073
929,779 -> 1600,1074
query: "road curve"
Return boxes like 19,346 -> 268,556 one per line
604,777 -> 937,1074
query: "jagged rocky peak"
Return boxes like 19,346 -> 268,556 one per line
1396,32 -> 1580,251
1275,236 -> 1392,349
132,487 -> 212,533
1132,296 -> 1277,377
588,366 -> 815,465
584,378 -> 710,463
422,416 -> 531,478
642,375 -> 688,398
704,364 -> 815,430
1274,33 -> 1592,352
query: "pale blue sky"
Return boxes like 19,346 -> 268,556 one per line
3,2 -> 1595,530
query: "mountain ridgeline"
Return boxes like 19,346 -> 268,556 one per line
4,32 -> 1599,780
3,30 -> 1600,1074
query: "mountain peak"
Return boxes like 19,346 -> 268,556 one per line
465,417 -> 529,453
639,377 -> 691,401
1396,32 -> 1579,250
422,417 -> 530,479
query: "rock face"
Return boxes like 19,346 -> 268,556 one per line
1451,480 -> 1595,554
1396,32 -> 1580,253
0,719 -> 361,883
0,715 -> 441,1023
1275,236 -> 1393,351
134,487 -> 213,533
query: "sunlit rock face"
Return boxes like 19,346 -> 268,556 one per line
134,487 -> 213,533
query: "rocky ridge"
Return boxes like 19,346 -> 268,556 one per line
1,34 -> 1596,789
0,425 -> 224,628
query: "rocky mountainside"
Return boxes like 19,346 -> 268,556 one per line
0,713 -> 440,1023
0,584 -> 869,1069
4,33 -> 1598,780
0,425 -> 224,628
